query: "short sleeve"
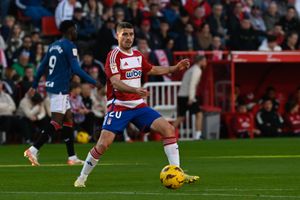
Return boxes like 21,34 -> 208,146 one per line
65,41 -> 79,62
105,50 -> 120,78
141,53 -> 153,74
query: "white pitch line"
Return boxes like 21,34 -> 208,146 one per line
195,155 -> 300,159
0,163 -> 145,168
0,191 -> 300,199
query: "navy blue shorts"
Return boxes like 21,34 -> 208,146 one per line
102,107 -> 161,134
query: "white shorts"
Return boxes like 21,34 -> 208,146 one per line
48,93 -> 71,114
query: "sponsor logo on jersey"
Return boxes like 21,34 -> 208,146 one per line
125,69 -> 142,79
45,81 -> 54,88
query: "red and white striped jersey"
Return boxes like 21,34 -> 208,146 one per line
105,47 -> 153,111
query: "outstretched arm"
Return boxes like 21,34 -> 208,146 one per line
71,58 -> 97,85
147,59 -> 190,76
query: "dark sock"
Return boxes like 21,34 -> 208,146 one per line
62,126 -> 75,157
33,123 -> 56,150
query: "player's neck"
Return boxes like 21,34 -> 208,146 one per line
118,46 -> 133,55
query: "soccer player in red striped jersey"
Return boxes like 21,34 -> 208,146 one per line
74,22 -> 199,187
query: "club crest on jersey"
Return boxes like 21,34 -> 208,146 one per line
126,69 -> 142,78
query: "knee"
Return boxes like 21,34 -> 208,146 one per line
95,142 -> 110,154
163,124 -> 176,137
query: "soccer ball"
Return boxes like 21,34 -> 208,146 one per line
76,131 -> 90,144
160,165 -> 185,189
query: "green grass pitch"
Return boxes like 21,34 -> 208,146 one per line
0,138 -> 300,200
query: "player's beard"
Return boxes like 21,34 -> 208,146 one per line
123,42 -> 132,50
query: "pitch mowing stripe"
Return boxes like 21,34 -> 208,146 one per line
0,163 -> 145,168
0,191 -> 300,199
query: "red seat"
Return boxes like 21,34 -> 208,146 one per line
41,16 -> 61,36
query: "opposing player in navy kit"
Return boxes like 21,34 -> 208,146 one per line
24,20 -> 97,166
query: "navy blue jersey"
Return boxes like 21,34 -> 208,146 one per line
32,38 -> 96,94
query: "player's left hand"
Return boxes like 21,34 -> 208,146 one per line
176,59 -> 190,71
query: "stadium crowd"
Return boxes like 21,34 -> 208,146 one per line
1,0 -> 300,143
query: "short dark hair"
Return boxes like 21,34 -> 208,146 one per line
31,93 -> 43,104
70,82 -> 81,91
59,20 -> 76,34
116,22 -> 133,32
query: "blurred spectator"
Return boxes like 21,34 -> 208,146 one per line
135,37 -> 152,60
171,9 -> 190,35
83,0 -> 103,30
127,0 -> 143,26
81,51 -> 106,86
284,100 -> 300,135
113,0 -> 130,20
80,83 -> 95,136
155,19 -> 172,49
2,68 -> 19,103
260,86 -> 280,111
101,6 -> 114,22
256,97 -> 284,137
144,3 -> 163,32
90,86 -> 106,135
209,35 -> 225,50
12,51 -> 35,79
197,23 -> 213,50
206,3 -> 227,39
184,0 -> 211,21
231,18 -> 263,50
73,7 -> 97,44
55,0 -> 80,27
192,4 -> 211,28
263,1 -> 280,31
232,103 -> 253,138
175,23 -> 200,51
258,34 -> 282,51
136,19 -> 160,49
267,22 -> 285,46
94,18 -> 117,63
69,82 -> 89,128
278,6 -> 300,34
293,87 -> 300,111
32,42 -> 45,66
12,35 -> 35,64
30,30 -> 42,46
161,0 -> 181,26
0,80 -> 16,144
15,0 -> 52,27
228,2 -> 245,37
19,67 -> 34,97
149,38 -> 175,82
234,84 -> 244,107
0,34 -> 6,50
114,8 -> 126,24
281,31 -> 299,50
0,15 -> 15,42
6,24 -> 24,61
16,92 -> 49,144
173,55 -> 207,140
249,5 -> 266,32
